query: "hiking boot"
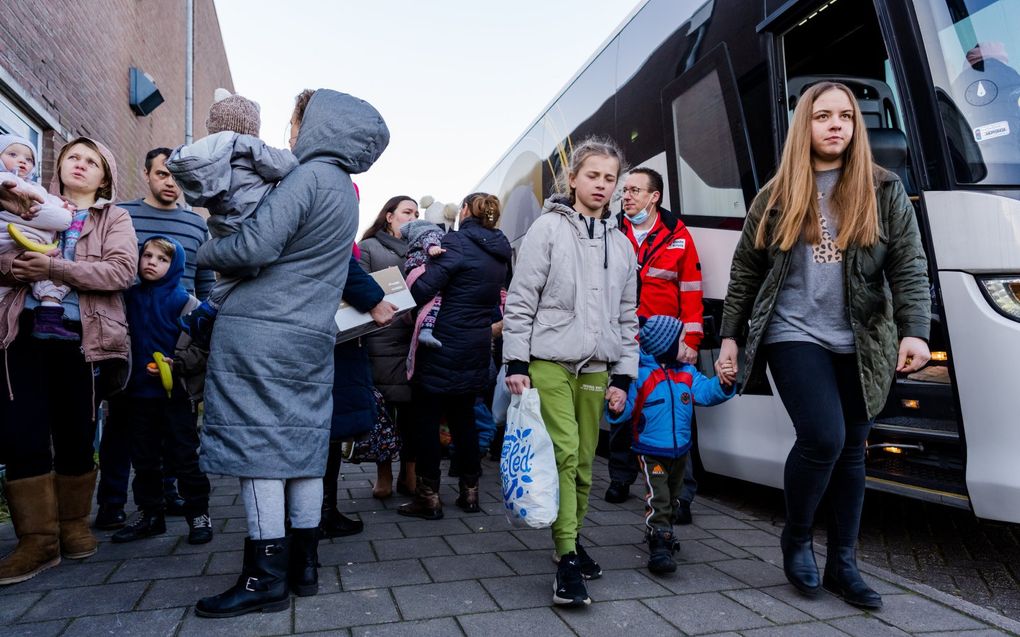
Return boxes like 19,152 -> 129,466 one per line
672,499 -> 693,525
604,481 -> 630,503
397,477 -> 443,520
781,526 -> 820,596
552,553 -> 591,607
55,470 -> 98,559
823,545 -> 883,610
187,513 -> 214,545
289,527 -> 320,597
455,474 -> 480,513
179,300 -> 217,350
93,504 -> 126,530
31,306 -> 79,341
112,509 -> 166,543
647,528 -> 679,575
0,473 -> 61,586
195,537 -> 290,617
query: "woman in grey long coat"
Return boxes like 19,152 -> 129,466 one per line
358,195 -> 419,498
193,89 -> 389,618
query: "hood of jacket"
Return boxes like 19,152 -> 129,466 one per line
292,89 -> 390,174
458,218 -> 512,264
49,136 -> 119,208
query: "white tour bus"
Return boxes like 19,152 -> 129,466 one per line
474,0 -> 1020,523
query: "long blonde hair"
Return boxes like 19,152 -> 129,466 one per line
755,82 -> 879,250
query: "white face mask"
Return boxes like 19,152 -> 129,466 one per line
628,206 -> 651,226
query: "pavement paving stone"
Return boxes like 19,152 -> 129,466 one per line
340,558 -> 431,591
391,580 -> 499,620
678,540 -> 733,564
828,615 -> 913,636
671,523 -> 717,541
643,591 -> 774,635
80,534 -> 180,561
711,558 -> 789,588
177,605 -> 293,637
587,568 -> 673,602
318,540 -> 376,566
651,562 -> 748,595
739,623 -> 849,636
509,528 -> 556,550
478,573 -> 554,610
875,593 -> 987,632
699,537 -> 755,559
421,553 -> 514,583
330,522 -> 404,542
108,553 -> 209,582
722,588 -> 814,624
0,560 -> 118,596
579,524 -> 646,546
760,585 -> 864,620
136,573 -> 236,610
584,543 -> 649,570
318,566 -> 344,595
447,530 -> 528,555
205,549 -> 243,575
294,589 -> 400,632
553,599 -> 679,636
0,591 -> 42,623
459,514 -> 513,532
709,528 -> 781,547
3,619 -> 68,637
20,581 -> 148,621
584,510 -> 647,526
223,516 -> 249,533
60,608 -> 186,637
693,515 -> 756,531
173,531 -> 248,555
373,536 -> 454,561
351,617 -> 461,636
458,607 -> 575,637
920,631 -> 1014,637
397,518 -> 472,538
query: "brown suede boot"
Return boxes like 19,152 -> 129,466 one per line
397,477 -> 443,520
0,473 -> 62,585
456,474 -> 481,513
55,469 -> 98,559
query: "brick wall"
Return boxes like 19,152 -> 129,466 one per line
0,0 -> 233,201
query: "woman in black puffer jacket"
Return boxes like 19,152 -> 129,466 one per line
398,193 -> 511,520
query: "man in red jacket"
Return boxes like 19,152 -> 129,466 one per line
605,168 -> 703,524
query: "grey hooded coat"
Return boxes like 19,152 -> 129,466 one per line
196,90 -> 390,479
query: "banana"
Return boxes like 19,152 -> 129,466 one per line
7,223 -> 59,253
152,351 -> 173,397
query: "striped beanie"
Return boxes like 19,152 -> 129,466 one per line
639,315 -> 683,362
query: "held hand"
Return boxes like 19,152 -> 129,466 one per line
896,336 -> 931,373
1,179 -> 45,216
715,338 -> 739,386
427,246 -> 446,258
606,386 -> 627,416
146,356 -> 174,376
11,252 -> 52,282
678,342 -> 699,365
491,320 -> 504,338
369,300 -> 399,326
505,373 -> 531,395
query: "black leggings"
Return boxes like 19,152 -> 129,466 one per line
0,315 -> 106,480
766,341 -> 872,546
412,385 -> 479,482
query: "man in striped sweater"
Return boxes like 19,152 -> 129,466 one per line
95,147 -> 217,530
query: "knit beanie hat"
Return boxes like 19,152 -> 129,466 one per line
400,219 -> 444,249
206,88 -> 261,137
639,315 -> 683,363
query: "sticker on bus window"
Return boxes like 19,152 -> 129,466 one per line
973,121 -> 1010,143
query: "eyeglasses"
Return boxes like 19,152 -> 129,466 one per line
621,187 -> 646,195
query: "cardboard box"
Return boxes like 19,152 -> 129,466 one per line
334,266 -> 417,343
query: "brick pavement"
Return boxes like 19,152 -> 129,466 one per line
2,457 -> 1019,636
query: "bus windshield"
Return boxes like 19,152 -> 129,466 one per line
917,0 -> 1020,186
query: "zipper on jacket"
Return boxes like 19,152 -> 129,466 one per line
665,365 -> 678,452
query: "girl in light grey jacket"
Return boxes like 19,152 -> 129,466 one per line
502,137 -> 639,608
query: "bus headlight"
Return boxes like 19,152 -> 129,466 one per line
978,276 -> 1020,322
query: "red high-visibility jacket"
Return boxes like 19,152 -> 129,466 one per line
618,207 -> 704,349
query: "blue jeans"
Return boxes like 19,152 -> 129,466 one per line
766,341 -> 872,546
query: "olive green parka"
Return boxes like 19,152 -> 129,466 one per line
720,168 -> 931,419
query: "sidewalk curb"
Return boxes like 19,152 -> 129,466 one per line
697,495 -> 1020,636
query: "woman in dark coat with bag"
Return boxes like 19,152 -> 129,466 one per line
321,249 -> 396,537
398,193 -> 511,520
358,195 -> 419,498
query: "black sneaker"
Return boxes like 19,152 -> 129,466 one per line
111,509 -> 166,543
552,553 -> 591,607
575,541 -> 602,580
604,481 -> 630,504
672,499 -> 693,525
187,513 -> 214,545
93,504 -> 126,530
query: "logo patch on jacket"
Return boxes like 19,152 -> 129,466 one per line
651,464 -> 666,476
668,238 -> 686,250
680,392 -> 691,405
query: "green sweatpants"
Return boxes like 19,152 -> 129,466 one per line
637,453 -> 688,531
529,359 -> 607,557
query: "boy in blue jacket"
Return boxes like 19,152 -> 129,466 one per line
607,315 -> 734,574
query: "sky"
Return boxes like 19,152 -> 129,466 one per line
213,0 -> 642,236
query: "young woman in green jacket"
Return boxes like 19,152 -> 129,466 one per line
716,82 -> 931,610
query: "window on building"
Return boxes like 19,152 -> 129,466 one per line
0,93 -> 44,180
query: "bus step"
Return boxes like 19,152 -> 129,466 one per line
867,455 -> 967,496
872,417 -> 959,440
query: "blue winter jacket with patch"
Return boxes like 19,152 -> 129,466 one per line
606,350 -> 734,459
